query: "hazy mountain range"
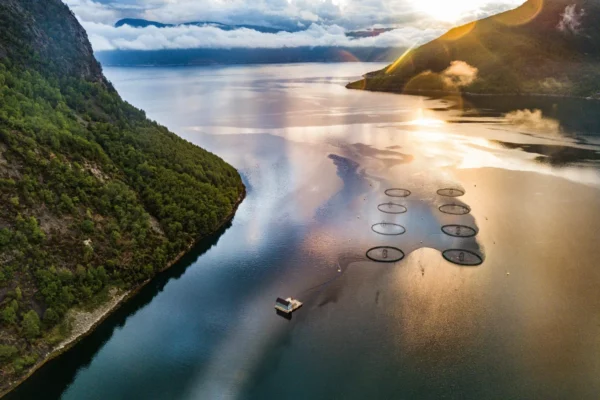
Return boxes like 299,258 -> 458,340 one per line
114,18 -> 299,34
93,18 -> 407,66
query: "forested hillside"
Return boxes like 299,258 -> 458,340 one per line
349,0 -> 600,97
0,0 -> 243,389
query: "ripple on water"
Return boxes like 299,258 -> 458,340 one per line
439,204 -> 471,215
366,247 -> 405,263
442,249 -> 483,266
385,188 -> 411,198
437,188 -> 465,197
441,225 -> 477,238
372,223 -> 406,236
377,203 -> 408,214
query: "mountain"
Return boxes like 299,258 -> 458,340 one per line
114,18 -> 299,34
348,0 -> 600,98
0,0 -> 243,392
103,19 -> 405,66
115,18 -> 171,29
95,47 -> 405,67
345,28 -> 396,38
115,18 -> 396,38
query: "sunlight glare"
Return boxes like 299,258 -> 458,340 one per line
415,0 -> 489,22
410,118 -> 445,128
409,108 -> 446,128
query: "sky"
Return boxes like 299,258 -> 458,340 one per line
63,0 -> 526,51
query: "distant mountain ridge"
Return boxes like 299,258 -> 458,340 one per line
114,18 -> 396,38
102,19 -> 403,66
114,18 -> 301,33
95,47 -> 405,67
348,0 -> 600,98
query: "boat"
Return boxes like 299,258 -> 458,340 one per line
274,297 -> 303,314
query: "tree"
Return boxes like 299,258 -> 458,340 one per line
22,310 -> 41,339
0,345 -> 18,363
43,308 -> 59,326
2,300 -> 18,325
81,219 -> 94,233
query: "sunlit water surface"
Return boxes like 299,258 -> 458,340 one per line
9,63 -> 600,399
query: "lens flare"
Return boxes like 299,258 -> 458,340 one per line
416,0 -> 494,22
493,0 -> 543,26
441,21 -> 477,41
386,45 -> 415,74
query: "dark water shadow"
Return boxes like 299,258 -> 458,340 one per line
275,309 -> 293,321
314,154 -> 370,220
460,95 -> 600,137
493,140 -> 600,166
4,220 -> 236,400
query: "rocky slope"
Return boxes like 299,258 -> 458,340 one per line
0,0 -> 104,82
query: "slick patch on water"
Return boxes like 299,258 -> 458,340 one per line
366,247 -> 405,263
439,204 -> 471,215
385,188 -> 411,198
437,188 -> 465,197
442,249 -> 483,266
378,203 -> 408,214
441,225 -> 477,238
372,223 -> 406,236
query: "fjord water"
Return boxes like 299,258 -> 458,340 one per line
10,64 -> 600,399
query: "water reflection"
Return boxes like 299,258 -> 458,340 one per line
10,64 -> 600,400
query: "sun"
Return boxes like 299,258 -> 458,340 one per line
415,0 -> 490,22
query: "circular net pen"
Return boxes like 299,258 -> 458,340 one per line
366,247 -> 405,263
442,249 -> 483,266
439,204 -> 471,215
372,223 -> 406,236
437,188 -> 465,198
385,188 -> 411,198
441,225 -> 478,238
378,203 -> 408,214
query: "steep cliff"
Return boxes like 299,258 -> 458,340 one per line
0,0 -> 105,82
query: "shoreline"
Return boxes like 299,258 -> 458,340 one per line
347,82 -> 600,102
0,184 -> 246,398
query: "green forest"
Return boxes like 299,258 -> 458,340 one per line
0,0 -> 244,387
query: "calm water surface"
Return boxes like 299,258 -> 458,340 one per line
9,63 -> 600,399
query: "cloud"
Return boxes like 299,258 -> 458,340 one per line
81,21 -> 445,51
64,0 -> 120,24
63,0 -> 526,51
557,4 -> 585,35
441,60 -> 478,87
64,0 -> 525,29
504,109 -> 560,133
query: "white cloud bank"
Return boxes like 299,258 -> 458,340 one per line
442,60 -> 479,87
557,4 -> 585,35
83,21 -> 445,51
64,0 -> 525,52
